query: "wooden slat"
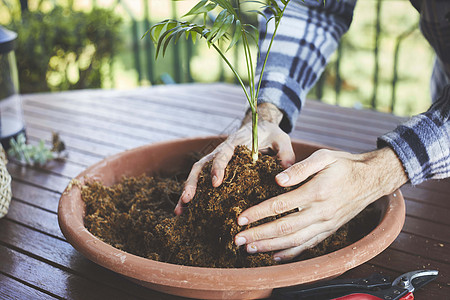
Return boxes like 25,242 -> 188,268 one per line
370,248 -> 449,286
403,217 -> 450,243
404,199 -> 450,226
11,181 -> 61,213
0,273 -> 57,300
24,95 -> 230,136
0,245 -> 145,300
0,219 -> 173,299
5,200 -> 64,240
25,114 -> 148,149
401,185 -> 450,209
411,178 -> 450,194
390,233 -> 449,264
8,162 -> 70,193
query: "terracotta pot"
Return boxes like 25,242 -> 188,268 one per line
58,136 -> 405,300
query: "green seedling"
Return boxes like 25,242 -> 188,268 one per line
146,0 -> 292,162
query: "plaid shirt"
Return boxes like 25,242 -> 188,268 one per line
256,0 -> 450,185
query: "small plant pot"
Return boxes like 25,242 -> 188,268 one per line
58,136 -> 405,300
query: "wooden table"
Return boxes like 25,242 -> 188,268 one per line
0,84 -> 448,299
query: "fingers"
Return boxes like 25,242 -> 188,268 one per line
211,142 -> 235,187
275,149 -> 337,187
174,202 -> 183,215
174,157 -> 210,215
174,139 -> 241,215
273,134 -> 295,168
237,183 -> 314,226
273,231 -> 332,262
243,223 -> 333,256
235,210 -> 321,246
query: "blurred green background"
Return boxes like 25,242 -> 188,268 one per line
0,0 -> 435,116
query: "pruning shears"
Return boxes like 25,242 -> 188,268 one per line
271,270 -> 438,300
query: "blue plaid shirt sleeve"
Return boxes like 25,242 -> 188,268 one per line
378,0 -> 450,185
378,85 -> 450,185
255,0 -> 357,132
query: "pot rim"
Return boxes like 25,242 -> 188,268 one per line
58,136 -> 405,292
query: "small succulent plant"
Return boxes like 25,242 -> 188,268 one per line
8,133 -> 66,166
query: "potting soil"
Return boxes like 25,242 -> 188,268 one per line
82,146 -> 379,268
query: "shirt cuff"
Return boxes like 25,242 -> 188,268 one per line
377,114 -> 450,185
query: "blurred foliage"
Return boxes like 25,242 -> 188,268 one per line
3,3 -> 122,93
0,0 -> 434,116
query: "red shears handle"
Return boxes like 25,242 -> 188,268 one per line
334,292 -> 414,300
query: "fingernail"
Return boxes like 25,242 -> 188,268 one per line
247,244 -> 257,254
235,236 -> 246,246
274,256 -> 281,262
180,190 -> 186,199
238,217 -> 248,226
212,175 -> 218,185
276,172 -> 289,184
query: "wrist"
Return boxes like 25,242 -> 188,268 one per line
241,103 -> 284,127
362,147 -> 408,196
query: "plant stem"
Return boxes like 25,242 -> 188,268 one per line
248,2 -> 290,162
255,2 -> 289,100
212,44 -> 254,110
251,109 -> 258,162
242,34 -> 253,100
242,32 -> 254,100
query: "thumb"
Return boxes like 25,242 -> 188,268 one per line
276,149 -> 337,187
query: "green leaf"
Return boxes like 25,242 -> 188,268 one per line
226,19 -> 242,51
173,27 -> 188,45
248,9 -> 268,22
155,22 -> 178,58
189,30 -> 198,43
212,13 -> 234,43
162,30 -> 177,56
267,0 -> 282,14
208,9 -> 229,42
242,0 -> 267,5
148,21 -> 167,43
183,0 -> 208,17
184,2 -> 218,17
210,0 -> 237,17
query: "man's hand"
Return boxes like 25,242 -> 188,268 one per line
174,103 -> 292,215
234,147 -> 408,262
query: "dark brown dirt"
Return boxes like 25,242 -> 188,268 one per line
82,146 -> 379,268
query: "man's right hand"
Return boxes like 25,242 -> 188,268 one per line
174,104 -> 294,215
